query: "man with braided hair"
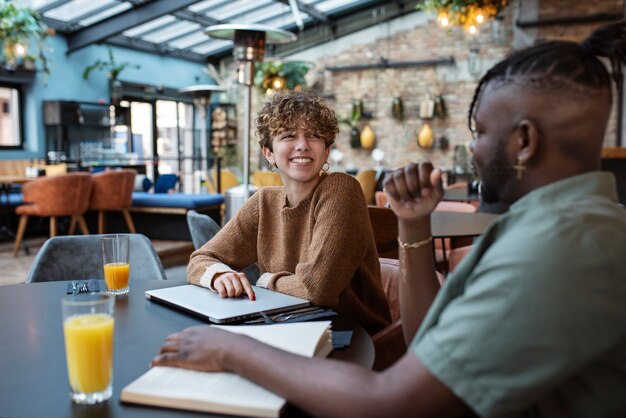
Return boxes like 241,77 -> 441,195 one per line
152,23 -> 626,417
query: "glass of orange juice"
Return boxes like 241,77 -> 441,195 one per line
62,293 -> 115,404
101,234 -> 130,295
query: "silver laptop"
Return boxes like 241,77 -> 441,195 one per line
145,284 -> 310,324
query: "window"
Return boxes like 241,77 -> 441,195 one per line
0,84 -> 23,148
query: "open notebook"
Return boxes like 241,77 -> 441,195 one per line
145,284 -> 309,324
121,321 -> 333,418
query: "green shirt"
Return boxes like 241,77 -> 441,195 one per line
411,172 -> 626,417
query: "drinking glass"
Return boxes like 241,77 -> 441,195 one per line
101,234 -> 130,295
62,293 -> 115,404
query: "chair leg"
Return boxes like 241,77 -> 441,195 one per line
98,210 -> 105,234
50,217 -> 57,237
13,215 -> 28,257
68,217 -> 77,235
77,215 -> 89,235
122,209 -> 136,233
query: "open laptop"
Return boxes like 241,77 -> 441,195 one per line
145,284 -> 310,324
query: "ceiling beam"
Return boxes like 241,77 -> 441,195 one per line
67,0 -> 204,53
275,0 -> 329,24
106,35 -> 207,63
173,9 -> 223,27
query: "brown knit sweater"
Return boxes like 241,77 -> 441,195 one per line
187,172 -> 391,335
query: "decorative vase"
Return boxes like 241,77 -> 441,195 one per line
435,135 -> 450,151
350,126 -> 361,149
433,95 -> 447,118
360,125 -> 375,149
352,99 -> 363,118
417,124 -> 434,149
391,97 -> 403,120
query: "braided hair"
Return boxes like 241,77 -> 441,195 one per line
468,22 -> 626,133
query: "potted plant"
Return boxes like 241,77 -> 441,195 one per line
339,106 -> 362,149
83,46 -> 141,104
0,0 -> 51,73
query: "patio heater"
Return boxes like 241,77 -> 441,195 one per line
204,24 -> 296,200
179,84 -> 225,193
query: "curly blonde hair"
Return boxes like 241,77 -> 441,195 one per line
256,90 -> 338,151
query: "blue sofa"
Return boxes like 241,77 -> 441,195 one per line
131,192 -> 224,212
129,192 -> 224,240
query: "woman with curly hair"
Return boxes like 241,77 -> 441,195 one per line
187,89 -> 391,335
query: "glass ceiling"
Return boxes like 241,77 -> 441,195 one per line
17,0 -> 399,63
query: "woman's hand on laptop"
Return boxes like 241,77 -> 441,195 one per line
213,272 -> 256,301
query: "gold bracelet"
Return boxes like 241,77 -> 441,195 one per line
398,236 -> 432,250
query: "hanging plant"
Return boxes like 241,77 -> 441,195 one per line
0,0 -> 52,74
418,0 -> 508,31
253,61 -> 310,95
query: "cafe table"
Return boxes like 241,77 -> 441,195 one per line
442,188 -> 480,203
0,279 -> 374,418
368,206 -> 499,260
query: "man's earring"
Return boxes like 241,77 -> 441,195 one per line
513,157 -> 526,180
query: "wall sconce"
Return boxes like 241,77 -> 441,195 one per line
468,47 -> 482,78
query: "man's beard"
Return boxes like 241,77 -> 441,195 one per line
476,140 -> 514,204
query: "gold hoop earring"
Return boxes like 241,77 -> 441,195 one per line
513,157 -> 526,180
322,162 -> 330,172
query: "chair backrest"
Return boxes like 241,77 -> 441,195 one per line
379,258 -> 445,322
21,172 -> 93,216
379,258 -> 401,321
448,245 -> 473,273
89,169 -> 137,210
373,258 -> 444,370
368,206 -> 399,259
356,169 -> 377,205
185,210 -> 260,283
26,234 -> 166,283
445,181 -> 467,191
154,174 -> 179,193
186,210 -> 221,250
251,171 -> 282,187
374,191 -> 388,208
206,169 -> 239,194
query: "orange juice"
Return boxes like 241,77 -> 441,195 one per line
63,313 -> 114,394
104,262 -> 129,292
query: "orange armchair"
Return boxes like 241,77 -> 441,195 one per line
14,172 -> 93,256
88,169 -> 137,234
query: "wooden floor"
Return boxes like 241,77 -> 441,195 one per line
0,236 -> 193,286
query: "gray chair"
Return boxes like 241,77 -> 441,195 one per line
186,210 -> 260,283
186,210 -> 221,250
26,234 -> 166,283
